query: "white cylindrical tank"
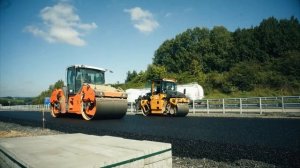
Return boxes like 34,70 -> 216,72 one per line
177,83 -> 204,101
126,88 -> 150,103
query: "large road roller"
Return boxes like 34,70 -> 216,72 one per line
50,65 -> 127,120
136,78 -> 190,117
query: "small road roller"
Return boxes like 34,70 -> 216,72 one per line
136,78 -> 189,117
50,65 -> 127,120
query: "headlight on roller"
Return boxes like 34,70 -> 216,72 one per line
122,93 -> 128,98
95,91 -> 104,97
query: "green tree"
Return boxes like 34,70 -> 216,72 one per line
208,26 -> 233,71
255,16 -> 300,58
228,62 -> 259,91
145,64 -> 167,80
53,80 -> 64,89
33,80 -> 65,104
276,51 -> 300,79
232,28 -> 268,62
125,70 -> 138,83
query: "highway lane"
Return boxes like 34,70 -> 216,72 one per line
0,110 -> 299,149
0,110 -> 299,167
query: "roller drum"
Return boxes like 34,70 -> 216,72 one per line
176,103 -> 189,117
94,98 -> 127,119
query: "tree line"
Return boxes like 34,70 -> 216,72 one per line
31,80 -> 64,104
1,80 -> 64,105
0,97 -> 34,106
122,16 -> 300,97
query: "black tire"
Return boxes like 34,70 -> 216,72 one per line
50,102 -> 61,118
142,104 -> 151,116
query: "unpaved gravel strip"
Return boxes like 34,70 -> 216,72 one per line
0,121 -> 62,138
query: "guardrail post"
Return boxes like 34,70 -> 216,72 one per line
240,98 -> 242,114
259,97 -> 262,115
192,99 -> 195,114
281,97 -> 285,113
130,102 -> 133,113
222,99 -> 225,114
206,99 -> 209,114
42,108 -> 45,130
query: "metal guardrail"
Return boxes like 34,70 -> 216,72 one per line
187,96 -> 300,114
1,96 -> 299,115
0,104 -> 50,111
128,96 -> 300,115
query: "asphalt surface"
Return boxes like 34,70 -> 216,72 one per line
0,110 -> 299,167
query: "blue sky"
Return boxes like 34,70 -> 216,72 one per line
0,0 -> 299,97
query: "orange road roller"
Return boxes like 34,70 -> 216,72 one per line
50,65 -> 127,120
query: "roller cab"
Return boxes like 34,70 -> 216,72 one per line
50,65 -> 127,120
137,78 -> 189,117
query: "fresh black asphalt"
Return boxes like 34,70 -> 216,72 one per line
0,111 -> 299,167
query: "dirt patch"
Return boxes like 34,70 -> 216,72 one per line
0,130 -> 32,138
0,121 -> 62,138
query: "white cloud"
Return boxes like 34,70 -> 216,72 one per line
124,7 -> 159,33
25,2 -> 97,46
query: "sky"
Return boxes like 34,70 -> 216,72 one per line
0,0 -> 299,97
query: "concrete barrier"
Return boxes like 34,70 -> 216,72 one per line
0,134 -> 172,168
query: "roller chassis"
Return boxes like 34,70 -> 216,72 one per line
136,95 -> 189,117
51,95 -> 127,120
134,78 -> 190,117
